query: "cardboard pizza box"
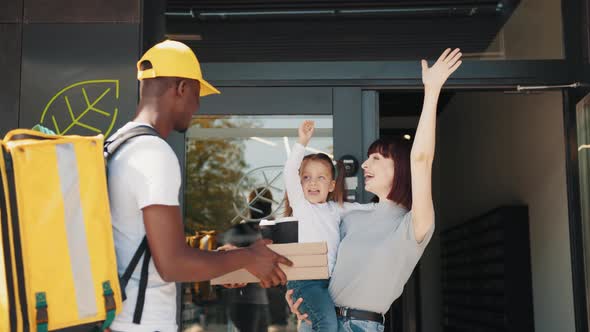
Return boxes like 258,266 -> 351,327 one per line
211,242 -> 328,285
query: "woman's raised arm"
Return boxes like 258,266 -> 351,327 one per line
410,48 -> 462,243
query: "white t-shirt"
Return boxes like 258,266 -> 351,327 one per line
107,122 -> 181,332
284,143 -> 372,274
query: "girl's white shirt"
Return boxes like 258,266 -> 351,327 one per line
283,143 -> 373,274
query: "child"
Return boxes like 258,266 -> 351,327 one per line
284,120 -> 370,332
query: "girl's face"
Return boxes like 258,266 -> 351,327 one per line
362,152 -> 394,199
300,160 -> 336,204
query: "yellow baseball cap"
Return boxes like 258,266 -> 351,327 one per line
137,40 -> 220,97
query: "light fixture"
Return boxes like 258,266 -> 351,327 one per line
250,136 -> 277,147
199,10 -> 335,18
404,134 -> 412,140
165,34 -> 202,41
165,3 -> 504,20
283,137 -> 291,156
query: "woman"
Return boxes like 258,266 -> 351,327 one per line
286,48 -> 462,332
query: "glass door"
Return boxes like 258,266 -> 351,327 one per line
577,93 -> 590,326
180,115 -> 333,332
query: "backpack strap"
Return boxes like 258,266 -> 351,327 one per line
118,237 -> 149,301
133,244 -> 152,324
104,124 -> 160,325
104,125 -> 160,160
117,237 -> 152,324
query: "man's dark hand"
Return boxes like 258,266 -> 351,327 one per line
245,239 -> 293,288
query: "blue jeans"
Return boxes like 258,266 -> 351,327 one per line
299,317 -> 384,332
288,280 -> 338,332
337,317 -> 384,332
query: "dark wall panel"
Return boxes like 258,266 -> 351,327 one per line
167,0 -> 519,62
142,0 -> 167,52
24,0 -> 140,23
0,0 -> 23,23
169,15 -> 504,62
199,87 -> 332,115
20,24 -> 140,138
0,24 -> 22,135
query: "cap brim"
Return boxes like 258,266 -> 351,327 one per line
198,78 -> 220,97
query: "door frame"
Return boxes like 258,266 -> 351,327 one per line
563,87 -> 590,332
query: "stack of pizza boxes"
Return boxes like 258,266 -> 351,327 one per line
211,217 -> 329,285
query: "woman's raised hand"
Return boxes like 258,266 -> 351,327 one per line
298,120 -> 315,146
421,48 -> 462,89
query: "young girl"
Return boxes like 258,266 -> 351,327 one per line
284,120 -> 370,332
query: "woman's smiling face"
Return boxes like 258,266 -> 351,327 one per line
362,152 -> 394,199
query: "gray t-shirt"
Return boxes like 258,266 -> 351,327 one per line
328,201 -> 435,314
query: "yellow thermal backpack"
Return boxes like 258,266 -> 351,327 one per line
0,126 -> 159,331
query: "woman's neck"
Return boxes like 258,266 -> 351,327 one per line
376,193 -> 394,203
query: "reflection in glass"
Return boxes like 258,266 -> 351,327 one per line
577,95 -> 590,325
476,0 -> 563,60
181,115 -> 333,331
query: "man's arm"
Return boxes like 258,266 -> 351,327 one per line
143,204 -> 292,288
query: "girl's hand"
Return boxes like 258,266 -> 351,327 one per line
421,48 -> 462,89
298,120 -> 315,146
285,289 -> 311,324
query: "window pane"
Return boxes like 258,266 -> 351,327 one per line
475,0 -> 564,60
577,95 -> 590,325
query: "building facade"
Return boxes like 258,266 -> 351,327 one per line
1,1 -> 590,331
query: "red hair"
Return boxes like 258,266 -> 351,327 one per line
367,138 -> 412,210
